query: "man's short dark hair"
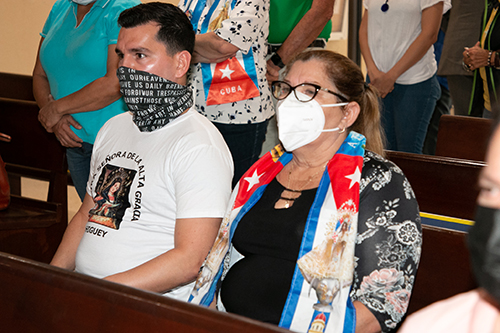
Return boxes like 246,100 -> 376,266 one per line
118,2 -> 195,56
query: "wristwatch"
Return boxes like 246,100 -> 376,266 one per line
270,53 -> 285,69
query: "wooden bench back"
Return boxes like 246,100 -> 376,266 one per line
407,225 -> 476,315
0,97 -> 67,263
0,72 -> 35,101
0,252 -> 289,333
385,151 -> 480,316
0,97 -> 67,206
435,115 -> 492,161
386,150 -> 483,221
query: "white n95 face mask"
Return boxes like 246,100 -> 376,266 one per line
277,92 -> 348,152
72,0 -> 96,5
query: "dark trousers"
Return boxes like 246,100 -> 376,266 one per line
66,142 -> 93,201
214,120 -> 269,188
423,83 -> 452,155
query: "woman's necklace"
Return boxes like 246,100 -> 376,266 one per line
381,0 -> 389,12
279,162 -> 328,209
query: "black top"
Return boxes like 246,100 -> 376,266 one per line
220,178 -> 317,324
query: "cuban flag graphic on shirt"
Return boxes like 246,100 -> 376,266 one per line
205,54 -> 260,106
182,0 -> 261,106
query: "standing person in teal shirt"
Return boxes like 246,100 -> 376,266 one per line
33,0 -> 139,201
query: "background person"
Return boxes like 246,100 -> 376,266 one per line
178,0 -> 273,187
437,0 -> 483,117
50,2 -> 233,302
33,0 -> 140,201
462,0 -> 500,118
262,0 -> 335,155
265,0 -> 335,83
190,50 -> 421,333
359,0 -> 451,154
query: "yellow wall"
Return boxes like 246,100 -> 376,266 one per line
0,0 -> 347,76
0,0 -> 179,75
0,0 -> 54,75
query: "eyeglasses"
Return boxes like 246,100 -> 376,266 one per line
271,81 -> 348,103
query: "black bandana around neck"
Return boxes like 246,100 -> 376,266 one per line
117,66 -> 193,132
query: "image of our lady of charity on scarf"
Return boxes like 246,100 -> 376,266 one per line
297,201 -> 357,314
89,164 -> 136,229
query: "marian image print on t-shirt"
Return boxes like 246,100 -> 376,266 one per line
89,164 -> 136,229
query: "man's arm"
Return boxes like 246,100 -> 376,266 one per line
192,32 -> 239,64
33,38 -> 84,147
51,193 -> 94,270
33,37 -> 53,110
104,217 -> 221,293
37,44 -> 123,132
267,0 -> 335,82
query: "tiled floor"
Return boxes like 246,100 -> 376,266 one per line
22,178 -> 81,222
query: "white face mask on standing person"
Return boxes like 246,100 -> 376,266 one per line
276,91 -> 348,152
72,0 -> 96,5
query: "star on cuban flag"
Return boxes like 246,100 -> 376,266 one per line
345,166 -> 361,189
206,56 -> 260,106
219,65 -> 234,80
244,169 -> 264,192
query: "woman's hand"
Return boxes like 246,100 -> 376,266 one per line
463,42 -> 489,71
368,69 -> 395,98
53,115 -> 83,148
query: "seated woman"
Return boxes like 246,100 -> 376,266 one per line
190,50 -> 421,333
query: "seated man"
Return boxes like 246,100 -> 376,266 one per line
50,2 -> 233,302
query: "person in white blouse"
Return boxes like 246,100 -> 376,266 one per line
359,0 -> 451,154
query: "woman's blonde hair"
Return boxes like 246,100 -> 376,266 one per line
286,50 -> 385,156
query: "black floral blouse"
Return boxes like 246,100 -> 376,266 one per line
351,150 -> 422,332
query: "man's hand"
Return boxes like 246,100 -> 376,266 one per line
38,94 -> 63,132
266,59 -> 281,85
53,115 -> 83,148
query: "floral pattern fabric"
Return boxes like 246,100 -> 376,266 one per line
351,151 -> 422,332
179,0 -> 274,124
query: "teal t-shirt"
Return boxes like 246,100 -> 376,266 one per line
40,0 -> 140,144
268,0 -> 332,44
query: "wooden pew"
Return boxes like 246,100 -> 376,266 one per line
0,97 -> 67,263
0,72 -> 35,101
386,150 -> 483,221
0,252 -> 289,333
435,114 -> 492,162
407,225 -> 476,315
385,151 -> 480,316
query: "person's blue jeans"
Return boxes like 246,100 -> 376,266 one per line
66,142 -> 93,201
374,75 -> 441,154
214,120 -> 269,188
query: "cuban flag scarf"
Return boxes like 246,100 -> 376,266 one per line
190,132 -> 366,333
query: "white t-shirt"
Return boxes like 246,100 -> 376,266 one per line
75,109 -> 233,301
364,0 -> 451,85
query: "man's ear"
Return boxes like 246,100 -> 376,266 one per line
175,50 -> 192,79
341,101 -> 361,129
